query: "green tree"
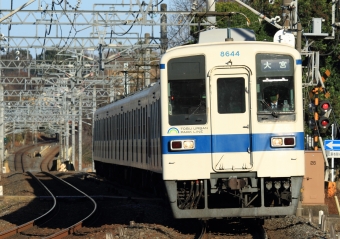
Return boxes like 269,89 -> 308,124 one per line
215,1 -> 276,41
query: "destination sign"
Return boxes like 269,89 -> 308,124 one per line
260,59 -> 290,72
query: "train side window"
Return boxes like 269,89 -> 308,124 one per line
109,117 -> 111,141
103,119 -> 105,141
133,109 -> 136,140
123,112 -> 125,140
138,108 -> 141,140
100,119 -> 103,141
106,118 -> 109,141
143,107 -> 146,139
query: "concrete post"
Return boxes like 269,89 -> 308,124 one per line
160,4 -> 168,54
92,86 -> 96,172
78,95 -> 83,171
144,33 -> 150,87
72,103 -> 75,168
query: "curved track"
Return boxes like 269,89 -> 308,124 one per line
12,142 -> 58,173
0,172 -> 97,239
13,145 -> 36,172
40,145 -> 59,172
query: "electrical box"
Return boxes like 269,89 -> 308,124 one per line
302,151 -> 325,204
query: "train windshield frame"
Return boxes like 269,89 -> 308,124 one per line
256,53 -> 296,121
167,55 -> 207,126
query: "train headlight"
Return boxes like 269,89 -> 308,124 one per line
265,181 -> 272,190
283,181 -> 290,189
274,181 -> 281,189
271,136 -> 295,148
170,140 -> 195,151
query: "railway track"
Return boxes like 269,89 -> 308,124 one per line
0,144 -> 328,238
0,171 -> 96,239
40,146 -> 59,172
195,218 -> 268,239
12,142 -> 58,173
13,145 -> 35,172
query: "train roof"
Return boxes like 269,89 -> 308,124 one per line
198,28 -> 256,43
95,81 -> 160,116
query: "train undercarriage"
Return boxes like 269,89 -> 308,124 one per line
94,160 -> 303,220
165,173 -> 303,219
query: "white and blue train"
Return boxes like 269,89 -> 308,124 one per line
93,28 -> 304,220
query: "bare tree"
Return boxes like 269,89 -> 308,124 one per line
167,0 -> 206,48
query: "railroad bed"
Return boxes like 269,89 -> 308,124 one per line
0,143 -> 334,238
0,172 -> 331,239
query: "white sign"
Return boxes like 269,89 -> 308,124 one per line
326,150 -> 340,158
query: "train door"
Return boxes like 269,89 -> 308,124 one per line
209,66 -> 252,172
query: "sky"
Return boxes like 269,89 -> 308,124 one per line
0,0 -> 173,52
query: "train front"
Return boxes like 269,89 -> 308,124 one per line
160,39 -> 304,220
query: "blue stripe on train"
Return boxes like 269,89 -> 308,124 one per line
161,132 -> 304,154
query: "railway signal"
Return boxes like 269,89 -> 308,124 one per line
318,100 -> 332,131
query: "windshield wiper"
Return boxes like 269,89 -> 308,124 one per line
260,99 -> 278,118
185,101 -> 205,120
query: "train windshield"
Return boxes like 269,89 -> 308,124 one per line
167,55 -> 207,125
168,79 -> 207,125
256,54 -> 295,121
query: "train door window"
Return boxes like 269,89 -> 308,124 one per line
217,77 -> 245,114
256,54 -> 295,121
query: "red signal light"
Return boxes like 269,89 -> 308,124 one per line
319,100 -> 331,114
320,119 -> 329,126
321,103 -> 330,110
318,116 -> 330,130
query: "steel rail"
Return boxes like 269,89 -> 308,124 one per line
41,171 -> 97,239
0,171 -> 97,238
0,171 -> 56,239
